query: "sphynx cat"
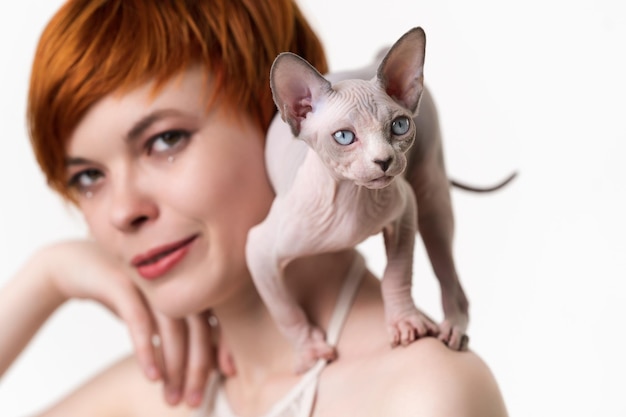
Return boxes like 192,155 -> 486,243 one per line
246,27 -> 473,373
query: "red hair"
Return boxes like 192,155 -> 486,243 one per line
27,0 -> 327,199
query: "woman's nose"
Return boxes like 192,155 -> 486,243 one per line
109,177 -> 158,232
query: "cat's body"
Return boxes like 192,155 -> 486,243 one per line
246,27 -> 469,372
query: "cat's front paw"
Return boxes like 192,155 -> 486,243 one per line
440,285 -> 470,350
293,326 -> 337,374
438,315 -> 469,351
386,309 -> 439,347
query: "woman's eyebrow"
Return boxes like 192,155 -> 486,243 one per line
125,109 -> 183,143
65,156 -> 91,167
65,109 -> 187,166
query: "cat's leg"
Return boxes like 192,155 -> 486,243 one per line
381,182 -> 439,347
406,90 -> 470,350
414,174 -> 470,350
245,202 -> 336,373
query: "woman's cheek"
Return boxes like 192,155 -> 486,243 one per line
83,205 -> 113,248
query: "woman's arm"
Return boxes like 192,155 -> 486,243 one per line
0,241 -> 158,380
0,248 -> 65,377
0,240 -> 217,407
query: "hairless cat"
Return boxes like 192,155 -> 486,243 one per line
246,27 -> 514,373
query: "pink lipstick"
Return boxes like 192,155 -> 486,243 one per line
132,235 -> 197,280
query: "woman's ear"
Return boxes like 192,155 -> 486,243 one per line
377,27 -> 426,115
270,52 -> 332,136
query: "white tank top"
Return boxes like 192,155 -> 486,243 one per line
191,253 -> 366,417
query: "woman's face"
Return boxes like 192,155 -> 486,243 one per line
65,66 -> 274,317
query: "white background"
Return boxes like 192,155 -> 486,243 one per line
1,0 -> 625,416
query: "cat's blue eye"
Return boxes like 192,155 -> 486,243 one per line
332,130 -> 356,146
391,116 -> 411,136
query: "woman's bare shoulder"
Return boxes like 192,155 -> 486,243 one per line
39,355 -> 191,417
380,337 -> 509,417
321,334 -> 508,417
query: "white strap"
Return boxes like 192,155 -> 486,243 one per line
257,251 -> 366,417
291,251 -> 366,417
325,252 -> 365,346
194,251 -> 366,417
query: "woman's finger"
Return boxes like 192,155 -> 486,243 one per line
108,283 -> 161,381
183,313 -> 214,407
212,314 -> 236,377
154,313 -> 188,406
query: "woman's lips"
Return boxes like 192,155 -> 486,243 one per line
131,235 -> 198,280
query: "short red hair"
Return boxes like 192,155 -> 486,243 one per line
28,0 -> 327,199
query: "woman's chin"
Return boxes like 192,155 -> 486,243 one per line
153,292 -> 208,318
141,276 -> 213,318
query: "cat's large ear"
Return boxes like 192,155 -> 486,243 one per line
270,52 -> 332,136
377,27 -> 426,115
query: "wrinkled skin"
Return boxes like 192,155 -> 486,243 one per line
246,27 -> 469,373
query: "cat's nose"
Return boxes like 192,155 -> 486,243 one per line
374,157 -> 393,172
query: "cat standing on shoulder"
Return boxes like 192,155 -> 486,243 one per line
0,1 -> 508,416
247,27 -> 470,373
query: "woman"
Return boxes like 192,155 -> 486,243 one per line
0,0 -> 508,415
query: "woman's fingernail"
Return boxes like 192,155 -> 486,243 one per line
145,365 -> 160,380
166,388 -> 182,405
188,391 -> 203,407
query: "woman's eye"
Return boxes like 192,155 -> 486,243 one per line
332,130 -> 356,146
68,169 -> 103,191
391,116 -> 411,136
149,130 -> 190,154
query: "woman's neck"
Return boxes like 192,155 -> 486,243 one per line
212,249 -> 357,385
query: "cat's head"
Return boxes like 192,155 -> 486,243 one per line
270,27 -> 426,189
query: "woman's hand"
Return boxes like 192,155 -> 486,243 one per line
149,310 -> 235,406
3,240 -> 231,408
45,239 -> 237,407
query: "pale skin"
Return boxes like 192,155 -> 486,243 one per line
0,66 -> 508,416
246,28 -> 447,372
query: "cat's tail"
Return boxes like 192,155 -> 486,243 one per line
449,171 -> 518,193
